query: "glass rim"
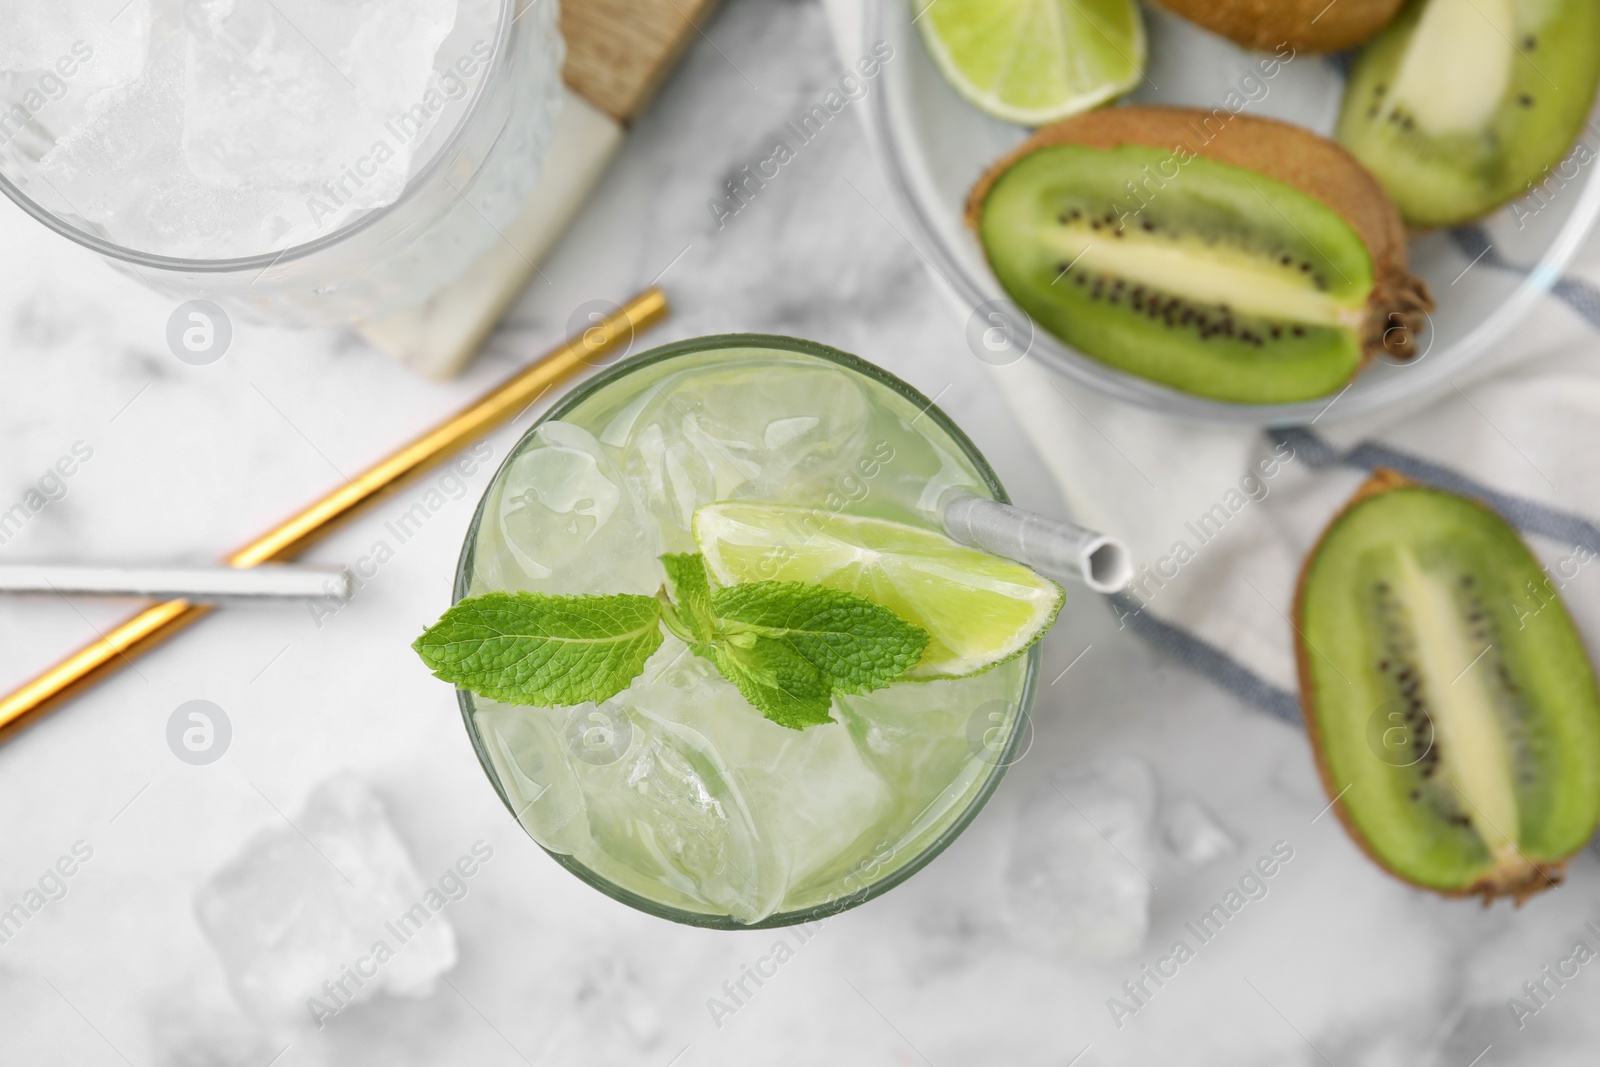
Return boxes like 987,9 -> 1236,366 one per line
451,333 -> 1041,929
0,0 -> 518,274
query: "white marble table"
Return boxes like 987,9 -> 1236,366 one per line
3,1 -> 1599,1064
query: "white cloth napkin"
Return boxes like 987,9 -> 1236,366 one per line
828,0 -> 1600,722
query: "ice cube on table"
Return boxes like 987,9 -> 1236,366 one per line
1002,757 -> 1158,960
479,421 -> 663,596
1161,797 -> 1238,870
194,774 -> 457,1027
0,0 -> 151,94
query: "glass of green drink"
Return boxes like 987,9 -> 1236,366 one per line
438,335 -> 1057,927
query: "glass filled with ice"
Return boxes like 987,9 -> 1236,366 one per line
0,0 -> 562,323
442,336 -> 1049,927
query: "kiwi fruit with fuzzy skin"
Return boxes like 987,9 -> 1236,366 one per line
1337,0 -> 1600,228
1151,0 -> 1405,51
1296,470 -> 1600,903
968,107 -> 1433,405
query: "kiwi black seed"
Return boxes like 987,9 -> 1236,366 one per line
1336,0 -> 1600,227
1295,469 -> 1600,903
1150,0 -> 1406,51
969,108 -> 1433,405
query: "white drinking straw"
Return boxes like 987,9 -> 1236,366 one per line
0,563 -> 350,601
941,494 -> 1134,595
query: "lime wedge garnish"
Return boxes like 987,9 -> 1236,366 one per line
914,0 -> 1145,125
693,503 -> 1064,679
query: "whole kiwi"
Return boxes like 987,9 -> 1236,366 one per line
1152,0 -> 1407,51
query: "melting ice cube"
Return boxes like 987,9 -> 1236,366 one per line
477,703 -> 590,856
612,361 -> 872,535
1002,757 -> 1158,960
194,774 -> 457,1027
553,653 -> 793,923
1161,797 -> 1237,870
490,421 -> 661,595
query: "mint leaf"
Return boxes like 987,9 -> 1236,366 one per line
710,581 -> 930,695
713,638 -> 835,729
659,553 -> 716,645
413,592 -> 662,707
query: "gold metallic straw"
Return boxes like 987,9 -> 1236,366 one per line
0,288 -> 670,741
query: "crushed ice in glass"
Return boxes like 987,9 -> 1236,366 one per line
2,0 -> 477,257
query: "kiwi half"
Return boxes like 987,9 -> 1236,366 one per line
1296,470 -> 1600,902
1152,0 -> 1405,51
1337,0 -> 1600,228
968,108 -> 1433,404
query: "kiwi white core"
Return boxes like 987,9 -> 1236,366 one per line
1393,550 -> 1521,864
1386,0 -> 1515,134
1048,229 -> 1368,329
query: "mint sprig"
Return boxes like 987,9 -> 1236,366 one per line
413,554 -> 930,730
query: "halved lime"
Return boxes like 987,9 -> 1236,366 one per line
914,0 -> 1145,126
694,503 -> 1064,679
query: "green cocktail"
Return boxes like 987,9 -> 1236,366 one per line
442,336 -> 1048,927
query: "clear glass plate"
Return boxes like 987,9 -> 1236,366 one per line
867,0 -> 1600,425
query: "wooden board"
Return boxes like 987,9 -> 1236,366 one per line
561,0 -> 721,123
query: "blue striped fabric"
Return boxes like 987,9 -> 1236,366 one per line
1108,592 -> 1303,723
1272,428 -> 1600,556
